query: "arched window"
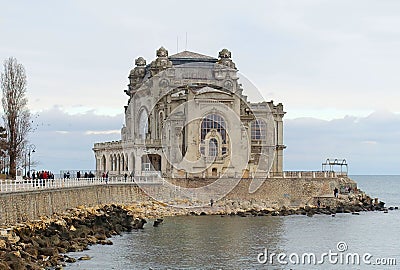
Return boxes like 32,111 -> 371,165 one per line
101,155 -> 106,172
157,111 -> 164,139
201,114 -> 226,143
209,138 -> 218,156
109,155 -> 113,171
251,119 -> 266,140
139,109 -> 149,139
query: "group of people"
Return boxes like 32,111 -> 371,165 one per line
333,186 -> 355,198
30,170 -> 55,180
76,171 -> 95,179
63,171 -> 96,179
122,171 -> 135,181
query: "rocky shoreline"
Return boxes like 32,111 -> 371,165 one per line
0,192 -> 397,269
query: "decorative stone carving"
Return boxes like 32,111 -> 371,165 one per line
223,80 -> 233,90
150,47 -> 173,76
159,78 -> 169,88
217,49 -> 236,69
219,48 -> 231,58
128,57 -> 147,92
135,56 -> 146,66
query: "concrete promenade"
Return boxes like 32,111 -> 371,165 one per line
0,171 -> 346,193
0,171 -> 353,225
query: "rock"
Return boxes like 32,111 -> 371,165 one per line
6,260 -> 25,270
49,235 -> 61,246
64,255 -> 76,263
78,255 -> 91,261
336,206 -> 344,213
132,218 -> 147,229
0,239 -> 6,249
271,211 -> 279,216
24,247 -> 38,259
0,261 -> 10,270
4,251 -> 25,270
153,218 -> 163,227
86,236 -> 97,245
236,211 -> 246,217
0,230 -> 20,244
68,242 -> 84,252
98,240 -> 113,245
94,233 -> 106,241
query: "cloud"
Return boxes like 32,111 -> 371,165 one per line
2,1 -> 400,116
27,106 -> 400,175
284,111 -> 400,174
28,107 -> 123,173
55,131 -> 70,134
361,140 -> 378,145
85,130 -> 120,135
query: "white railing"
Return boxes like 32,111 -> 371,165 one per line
0,171 -> 348,193
0,177 -> 163,193
266,171 -> 347,179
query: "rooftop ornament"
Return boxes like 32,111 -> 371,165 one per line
217,48 -> 236,69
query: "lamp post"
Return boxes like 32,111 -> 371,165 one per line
27,144 -> 36,178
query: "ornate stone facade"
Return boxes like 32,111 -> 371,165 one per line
93,47 -> 286,178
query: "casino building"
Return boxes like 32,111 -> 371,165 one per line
93,47 -> 286,178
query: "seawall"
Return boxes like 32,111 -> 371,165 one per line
0,177 -> 355,225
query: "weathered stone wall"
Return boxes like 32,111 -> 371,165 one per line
0,185 -> 150,225
169,177 -> 351,207
223,177 -> 340,207
0,177 -> 355,225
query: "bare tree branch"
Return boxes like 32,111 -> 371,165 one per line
1,57 -> 32,177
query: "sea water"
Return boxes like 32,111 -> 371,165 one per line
66,175 -> 400,270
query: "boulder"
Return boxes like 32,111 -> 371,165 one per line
64,256 -> 76,263
0,261 -> 10,270
0,239 -> 6,250
132,218 -> 147,229
153,218 -> 164,227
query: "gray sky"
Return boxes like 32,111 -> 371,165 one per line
1,1 -> 399,174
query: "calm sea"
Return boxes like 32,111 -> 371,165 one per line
67,175 -> 400,270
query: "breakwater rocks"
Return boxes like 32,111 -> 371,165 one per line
0,204 -> 149,269
212,193 -> 396,217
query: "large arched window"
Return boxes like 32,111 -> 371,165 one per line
251,119 -> 266,140
201,114 -> 226,143
139,109 -> 149,139
209,138 -> 218,156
